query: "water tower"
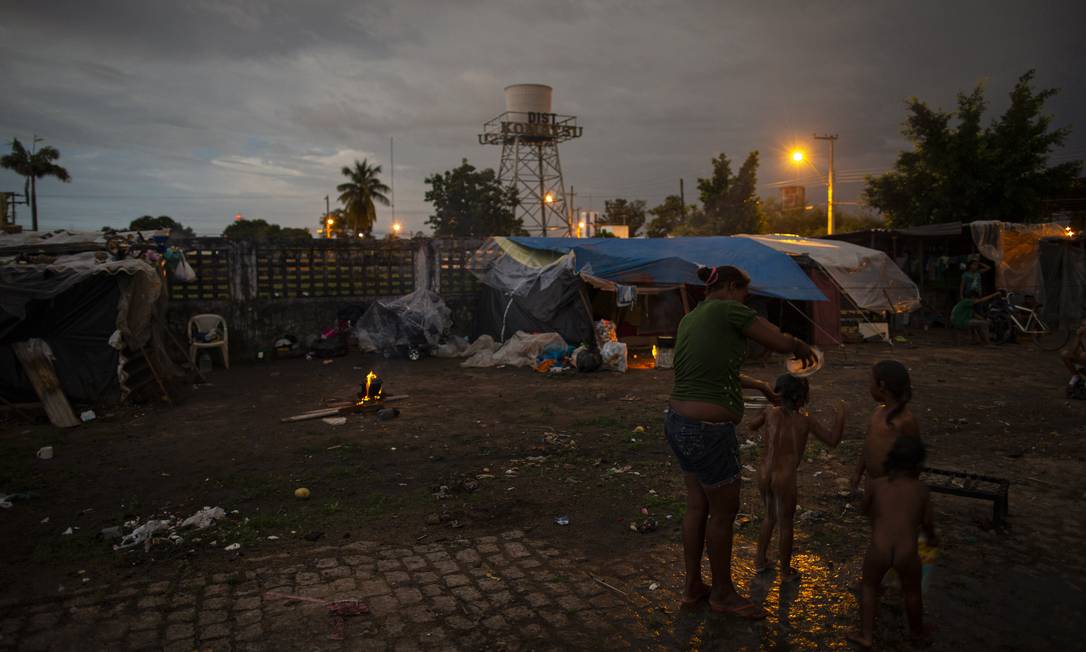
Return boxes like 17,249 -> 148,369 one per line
479,84 -> 582,237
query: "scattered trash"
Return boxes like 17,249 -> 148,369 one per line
649,582 -> 660,591
80,410 -> 96,422
743,464 -> 756,473
554,515 -> 570,526
322,359 -> 334,365
735,515 -> 752,527
36,446 -> 54,460
740,439 -> 758,449
267,535 -> 279,541
224,543 -> 241,551
629,517 -> 658,533
633,425 -> 646,434
295,487 -> 311,499
303,531 -> 324,542
377,408 -> 400,421
640,507 -> 650,516
62,527 -> 74,536
608,464 -> 633,475
180,506 -> 226,530
40,516 -> 49,524
322,417 -> 347,426
115,519 -> 170,551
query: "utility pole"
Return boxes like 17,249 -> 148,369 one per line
814,134 -> 838,235
390,136 -> 395,230
679,178 -> 686,219
325,195 -> 330,217
567,185 -> 577,235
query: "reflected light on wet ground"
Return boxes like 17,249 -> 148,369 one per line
617,541 -> 858,650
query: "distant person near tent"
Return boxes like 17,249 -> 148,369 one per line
950,290 -> 1003,345
664,264 -> 817,619
959,257 -> 990,300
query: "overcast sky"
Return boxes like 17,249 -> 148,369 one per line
2,0 -> 1084,236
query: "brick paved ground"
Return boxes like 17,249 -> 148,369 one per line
0,529 -> 856,651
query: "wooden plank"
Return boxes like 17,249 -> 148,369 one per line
12,339 -> 80,428
280,395 -> 409,423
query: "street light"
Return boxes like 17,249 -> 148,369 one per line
789,135 -> 838,235
391,222 -> 402,238
543,192 -> 555,205
325,216 -> 334,239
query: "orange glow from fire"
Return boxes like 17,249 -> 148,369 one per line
358,370 -> 382,404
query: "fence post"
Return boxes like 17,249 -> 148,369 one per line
414,238 -> 433,292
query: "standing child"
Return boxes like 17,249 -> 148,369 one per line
848,435 -> 937,648
748,374 -> 847,582
851,360 -> 918,490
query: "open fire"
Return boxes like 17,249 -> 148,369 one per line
357,370 -> 383,405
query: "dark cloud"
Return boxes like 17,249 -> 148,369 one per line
0,0 -> 1083,234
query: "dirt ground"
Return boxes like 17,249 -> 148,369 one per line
1,332 -> 1084,650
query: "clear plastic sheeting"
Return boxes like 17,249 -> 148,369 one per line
352,288 -> 452,355
971,221 -> 1067,301
470,246 -> 579,298
461,331 -> 568,368
741,234 -> 920,313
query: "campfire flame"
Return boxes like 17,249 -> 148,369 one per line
358,370 -> 383,404
652,344 -> 658,360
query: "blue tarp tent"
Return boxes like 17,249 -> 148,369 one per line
508,236 -> 826,302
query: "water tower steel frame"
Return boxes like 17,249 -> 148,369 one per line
479,85 -> 582,237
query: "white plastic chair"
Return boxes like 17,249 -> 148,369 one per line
188,314 -> 229,369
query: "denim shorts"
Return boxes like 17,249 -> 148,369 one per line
664,408 -> 741,487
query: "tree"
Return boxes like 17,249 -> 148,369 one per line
761,197 -> 884,236
337,159 -> 390,237
599,198 -> 647,236
1,137 -> 71,232
223,218 -> 312,242
425,159 -> 525,237
318,208 -> 351,238
691,151 -> 765,235
644,195 -> 692,237
128,215 -> 194,237
864,70 -> 1082,226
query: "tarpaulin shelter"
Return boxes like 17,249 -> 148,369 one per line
505,236 -> 827,300
467,236 -> 827,346
0,251 -> 173,405
1039,235 -> 1086,326
739,235 -> 920,313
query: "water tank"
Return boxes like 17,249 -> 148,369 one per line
504,84 -> 552,118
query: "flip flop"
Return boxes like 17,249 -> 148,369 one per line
680,586 -> 711,606
709,599 -> 768,620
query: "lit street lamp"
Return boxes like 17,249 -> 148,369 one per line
790,133 -> 839,235
325,216 -> 335,239
391,222 -> 402,238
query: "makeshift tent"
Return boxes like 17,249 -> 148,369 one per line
1039,235 -> 1086,326
468,245 -> 594,345
0,252 -> 172,404
506,236 -> 827,301
468,236 -> 828,348
738,234 -> 920,313
970,221 -> 1067,301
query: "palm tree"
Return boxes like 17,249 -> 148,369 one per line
336,159 -> 389,237
1,137 -> 71,232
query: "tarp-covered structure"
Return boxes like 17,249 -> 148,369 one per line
467,236 -> 830,346
0,251 -> 170,403
738,234 -> 920,313
1039,235 -> 1086,326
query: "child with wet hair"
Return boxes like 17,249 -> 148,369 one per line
848,435 -> 937,648
851,360 -> 918,490
748,374 -> 846,582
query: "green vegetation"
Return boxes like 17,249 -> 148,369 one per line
1,137 -> 70,232
425,159 -> 525,237
864,70 -> 1082,226
334,158 -> 390,237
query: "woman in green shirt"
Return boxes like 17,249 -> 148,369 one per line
666,265 -> 817,618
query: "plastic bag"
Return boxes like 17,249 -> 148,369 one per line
600,341 -> 628,373
173,257 -> 196,283
180,506 -> 226,530
594,320 -> 618,348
